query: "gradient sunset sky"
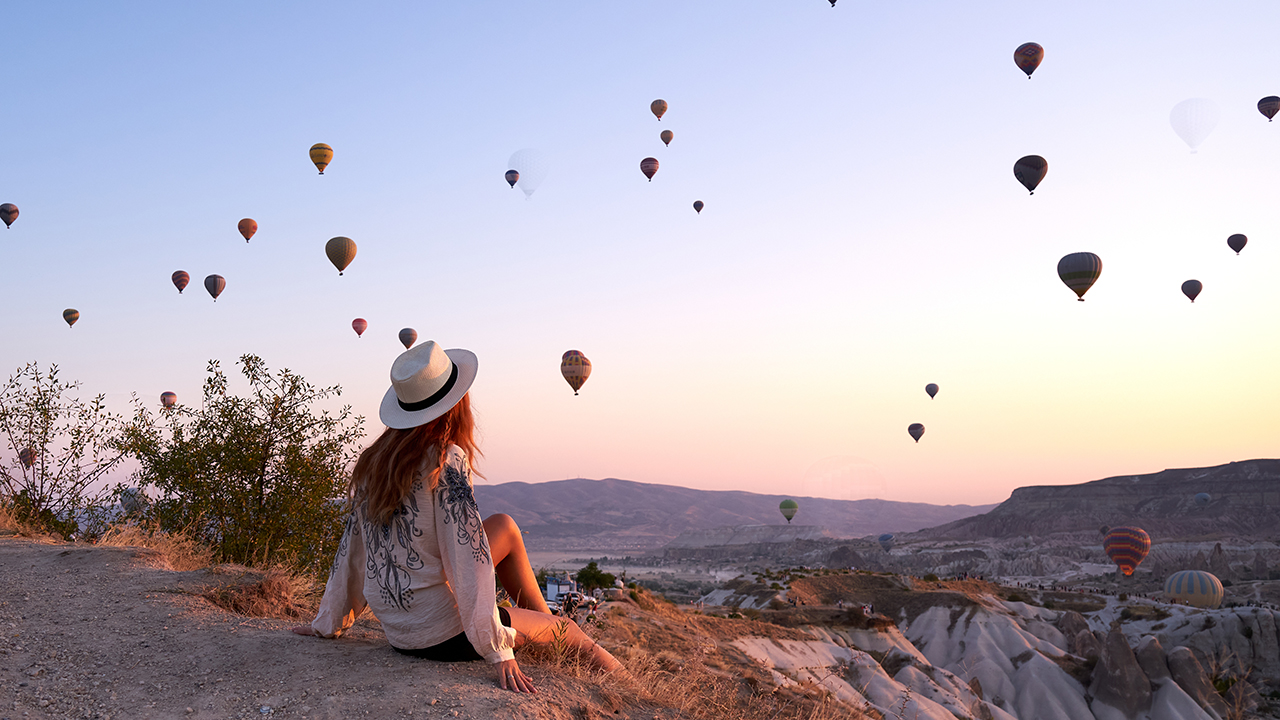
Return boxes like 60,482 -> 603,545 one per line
3,2 -> 1277,505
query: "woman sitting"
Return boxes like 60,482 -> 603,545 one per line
293,341 -> 623,692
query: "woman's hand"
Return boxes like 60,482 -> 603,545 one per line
291,626 -> 316,636
496,658 -> 536,693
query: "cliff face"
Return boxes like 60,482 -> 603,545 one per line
921,460 -> 1280,541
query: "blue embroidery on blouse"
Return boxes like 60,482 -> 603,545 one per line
363,481 -> 426,611
438,460 -> 491,564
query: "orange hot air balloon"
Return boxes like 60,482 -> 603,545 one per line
693,200 -> 704,214
0,203 -> 17,228
1014,43 -> 1043,78
651,99 -> 668,121
561,350 -> 592,395
310,143 -> 333,174
640,157 -> 659,181
352,318 -> 367,337
660,130 -> 673,147
1104,526 -> 1151,576
63,309 -> 79,327
238,218 -> 258,243
160,392 -> 177,409
171,271 -> 190,294
204,274 -> 225,302
325,236 -> 357,275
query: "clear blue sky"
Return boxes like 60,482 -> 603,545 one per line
4,2 -> 1278,504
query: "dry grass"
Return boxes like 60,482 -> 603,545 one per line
96,523 -> 215,571
200,564 -> 320,619
0,502 -> 59,542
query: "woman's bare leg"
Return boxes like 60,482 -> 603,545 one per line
484,513 -> 551,614
504,606 -> 623,672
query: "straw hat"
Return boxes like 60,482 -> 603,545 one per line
379,341 -> 478,429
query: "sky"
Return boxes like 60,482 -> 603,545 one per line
2,2 -> 1278,506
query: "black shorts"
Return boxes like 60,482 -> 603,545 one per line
392,607 -> 512,663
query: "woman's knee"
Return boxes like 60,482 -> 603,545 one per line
484,513 -> 519,541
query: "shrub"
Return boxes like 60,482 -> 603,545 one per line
0,363 -> 133,537
116,355 -> 364,575
1007,593 -> 1026,603
923,573 -> 939,582
1118,593 -> 1129,602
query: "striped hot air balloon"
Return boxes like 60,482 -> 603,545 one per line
1164,570 -> 1224,608
1014,43 -> 1043,78
561,350 -> 592,395
310,143 -> 333,174
640,157 -> 659,181
171,271 -> 190,294
18,448 -> 36,469
1058,252 -> 1102,301
779,499 -> 799,524
204,274 -> 225,301
1259,96 -> 1280,122
63,309 -> 79,327
1103,526 -> 1151,576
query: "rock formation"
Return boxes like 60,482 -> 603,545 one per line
1166,646 -> 1229,719
1089,628 -> 1152,718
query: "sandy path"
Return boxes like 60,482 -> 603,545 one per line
0,537 -> 617,720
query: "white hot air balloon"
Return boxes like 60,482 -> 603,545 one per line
1170,99 -> 1219,153
507,149 -> 551,199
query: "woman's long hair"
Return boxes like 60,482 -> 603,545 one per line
350,393 -> 482,525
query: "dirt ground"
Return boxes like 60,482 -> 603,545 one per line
0,536 -> 642,720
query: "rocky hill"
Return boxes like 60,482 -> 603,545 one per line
473,477 -> 994,551
918,459 -> 1280,542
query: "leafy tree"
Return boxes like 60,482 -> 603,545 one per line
0,363 -> 130,537
117,355 -> 364,575
574,561 -> 616,592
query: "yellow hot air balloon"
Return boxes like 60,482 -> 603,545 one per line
651,99 -> 668,121
310,143 -> 333,174
325,236 -> 357,275
561,350 -> 592,395
1164,571 -> 1224,608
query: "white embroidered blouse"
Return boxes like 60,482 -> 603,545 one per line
310,445 -> 517,663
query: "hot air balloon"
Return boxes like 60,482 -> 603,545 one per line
352,318 -> 367,338
1058,252 -> 1102,301
561,350 -> 592,395
640,157 -> 659,181
204,274 -> 225,302
325,236 -> 356,275
505,170 -> 519,188
1014,43 -> 1043,78
908,423 -> 925,443
1227,234 -> 1247,255
660,130 -> 673,147
693,200 -> 704,214
17,447 -> 37,470
651,99 -> 668,121
1013,155 -> 1048,194
1181,280 -> 1202,303
925,383 -> 938,399
1259,96 -> 1280,122
399,328 -> 418,349
1164,570 -> 1224,609
172,271 -> 190,294
0,203 -> 17,228
779,499 -> 798,523
238,218 -> 257,243
1194,492 -> 1211,507
878,533 -> 894,552
160,392 -> 177,409
310,143 -> 333,174
1170,99 -> 1219,153
1103,526 -> 1151,576
508,149 -> 550,199
63,309 -> 79,328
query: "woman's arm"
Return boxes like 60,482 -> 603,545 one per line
305,508 -> 369,638
435,448 -> 517,664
